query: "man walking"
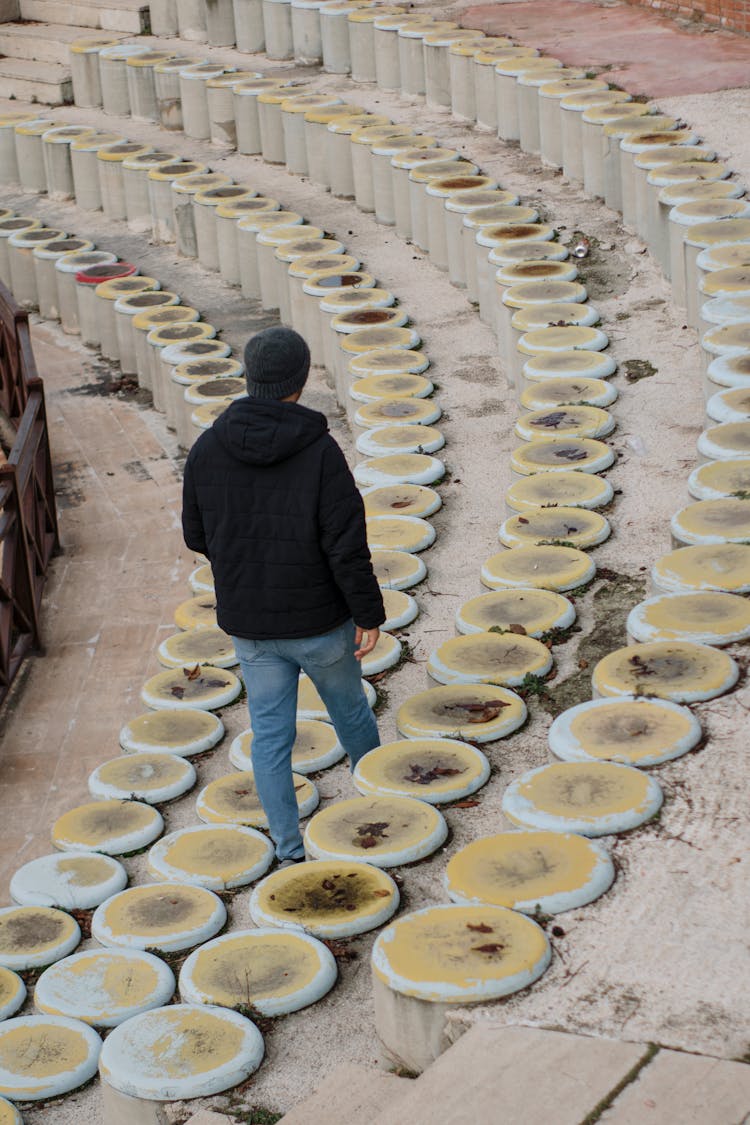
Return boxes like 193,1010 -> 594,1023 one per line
182,326 -> 385,865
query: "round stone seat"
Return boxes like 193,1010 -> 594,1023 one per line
350,371 -> 434,403
354,398 -> 442,429
0,968 -> 25,1020
88,753 -> 196,803
444,831 -> 615,913
548,696 -> 702,766
381,588 -> 419,630
519,376 -> 617,411
671,498 -> 750,546
360,631 -> 402,675
456,588 -> 575,638
499,506 -> 610,549
141,666 -> 241,710
502,761 -> 663,835
304,795 -> 447,865
366,514 -> 436,552
515,405 -> 615,442
697,420 -> 750,461
370,548 -> 427,589
0,1096 -> 21,1123
92,884 -> 226,953
506,470 -> 613,512
98,1004 -> 264,1100
173,594 -> 218,630
688,457 -> 750,501
592,641 -> 739,702
652,543 -> 750,595
427,631 -> 553,688
230,720 -> 345,774
148,825 -> 274,890
0,1015 -> 101,1101
10,852 -> 127,909
178,928 -> 337,1014
626,591 -> 750,646
354,452 -> 445,487
0,906 -> 80,970
481,545 -> 596,592
34,949 -> 175,1027
119,708 -> 224,756
196,771 -> 319,827
157,627 -> 237,669
372,902 -> 551,1004
356,423 -> 445,458
510,437 -> 615,476
189,563 -> 214,592
361,483 -> 442,519
250,860 -> 399,938
51,800 -> 163,855
354,737 -> 490,802
397,685 -> 526,743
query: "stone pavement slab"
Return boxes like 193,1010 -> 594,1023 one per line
279,1062 -> 412,1124
462,0 -> 750,97
601,1049 -> 750,1123
374,1025 -> 648,1125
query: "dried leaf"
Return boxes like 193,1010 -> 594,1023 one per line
170,685 -> 185,699
321,879 -> 335,891
373,889 -> 391,898
184,664 -> 201,681
553,447 -> 588,462
466,922 -> 493,933
391,499 -> 413,509
472,943 -> 505,954
404,763 -> 462,785
451,799 -> 480,809
508,623 -> 527,635
357,822 -> 390,838
358,835 -> 378,849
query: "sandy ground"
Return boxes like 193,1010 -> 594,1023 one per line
0,32 -> 749,1125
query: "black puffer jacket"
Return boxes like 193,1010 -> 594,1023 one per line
182,397 -> 385,640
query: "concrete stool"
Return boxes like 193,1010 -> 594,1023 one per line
99,43 -> 151,115
560,88 -> 632,183
122,150 -> 178,232
172,172 -> 232,258
495,56 -> 562,143
147,160 -> 207,243
176,0 -> 208,40
517,66 -> 586,156
580,101 -> 653,199
282,92 -> 343,174
32,236 -> 92,320
593,643 -> 742,702
7,226 -> 64,309
113,294 -> 174,374
131,304 -> 198,388
327,112 -> 389,197
96,275 -> 160,361
15,118 -> 60,192
42,125 -> 95,198
263,0 -> 294,58
234,77 -> 294,154
216,197 -> 280,286
538,77 -> 607,169
56,250 -> 117,334
649,166 -> 735,275
471,44 -> 537,132
237,210 -> 303,299
349,5 -> 404,83
180,62 -> 234,140
206,71 -> 260,147
352,123 -> 416,212
98,141 -> 153,221
409,158 -> 479,252
69,35 -> 121,107
391,146 -> 459,240
153,56 -> 202,131
0,110 -> 40,185
76,261 -> 137,348
126,51 -> 177,121
234,0 -> 265,51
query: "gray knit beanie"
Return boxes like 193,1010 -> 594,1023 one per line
244,326 -> 310,400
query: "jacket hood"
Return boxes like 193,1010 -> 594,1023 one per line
212,397 -> 329,466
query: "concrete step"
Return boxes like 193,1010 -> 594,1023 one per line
0,22 -> 109,64
18,0 -> 150,33
374,1026 -> 649,1125
0,57 -> 72,104
600,1049 -> 750,1124
277,1062 -> 413,1124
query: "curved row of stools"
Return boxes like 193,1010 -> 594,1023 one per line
0,5 -> 749,1110
81,0 -> 750,1069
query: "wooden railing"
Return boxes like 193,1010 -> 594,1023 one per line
0,281 -> 59,706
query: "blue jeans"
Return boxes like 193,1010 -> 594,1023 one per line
232,619 -> 380,861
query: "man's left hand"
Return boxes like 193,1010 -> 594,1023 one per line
354,626 -> 379,661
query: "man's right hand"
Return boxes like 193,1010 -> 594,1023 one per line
354,626 -> 380,661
